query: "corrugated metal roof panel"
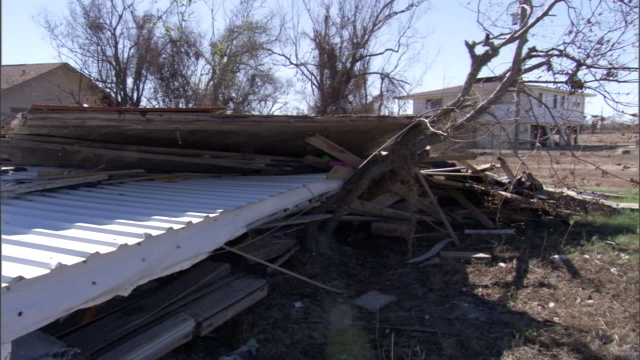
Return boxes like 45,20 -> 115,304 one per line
2,169 -> 342,346
1,173 -> 328,287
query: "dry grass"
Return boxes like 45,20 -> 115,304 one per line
469,131 -> 639,191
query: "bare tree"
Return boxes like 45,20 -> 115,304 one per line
145,0 -> 288,113
276,0 -> 428,115
145,3 -> 207,108
201,0 -> 287,113
307,0 -> 638,252
38,0 -> 180,107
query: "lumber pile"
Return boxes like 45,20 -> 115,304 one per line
2,106 -> 632,359
37,231 -> 302,360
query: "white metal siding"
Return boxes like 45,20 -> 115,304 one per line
1,170 -> 342,346
1,173 -> 328,287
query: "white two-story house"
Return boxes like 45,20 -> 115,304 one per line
396,77 -> 595,148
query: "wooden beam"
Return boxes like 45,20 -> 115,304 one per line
195,279 -> 269,336
416,171 -> 459,244
327,165 -> 354,180
348,199 -> 418,220
370,192 -> 403,207
305,134 -> 363,167
12,134 -> 302,163
448,190 -> 495,228
425,153 -> 477,161
2,175 -> 109,197
302,155 -> 332,170
419,171 -> 482,177
61,261 -> 230,355
457,160 -> 481,174
390,183 -> 437,212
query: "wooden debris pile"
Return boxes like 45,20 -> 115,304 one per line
1,105 -> 413,175
248,132 -> 636,261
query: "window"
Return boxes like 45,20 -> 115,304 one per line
560,95 -> 566,108
573,99 -> 581,108
552,94 -> 558,108
537,92 -> 544,107
425,98 -> 442,110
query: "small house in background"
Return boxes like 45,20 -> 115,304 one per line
0,63 -> 112,118
396,77 -> 595,148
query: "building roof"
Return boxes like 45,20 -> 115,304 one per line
1,167 -> 342,344
396,82 -> 501,100
1,63 -> 66,91
397,80 -> 595,101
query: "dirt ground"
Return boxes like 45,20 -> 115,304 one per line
164,130 -> 639,360
469,131 -> 639,191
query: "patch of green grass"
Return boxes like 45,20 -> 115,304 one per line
580,187 -> 639,204
572,209 -> 640,252
326,327 -> 374,360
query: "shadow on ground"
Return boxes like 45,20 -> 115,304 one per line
164,211 -> 639,359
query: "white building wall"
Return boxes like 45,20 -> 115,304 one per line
405,87 -> 589,149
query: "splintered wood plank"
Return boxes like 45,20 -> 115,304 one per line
448,190 -> 495,229
348,199 -> 414,220
328,165 -> 354,180
419,171 -> 481,177
5,139 -> 267,170
14,134 -> 303,162
302,155 -> 332,170
184,276 -> 269,336
2,175 -> 109,197
390,183 -> 437,212
458,160 -> 481,174
416,171 -> 459,244
425,153 -> 477,161
199,285 -> 268,336
61,261 -> 231,355
305,134 -> 363,167
475,163 -> 497,172
94,313 -> 195,360
439,251 -> 492,260
370,192 -> 403,207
